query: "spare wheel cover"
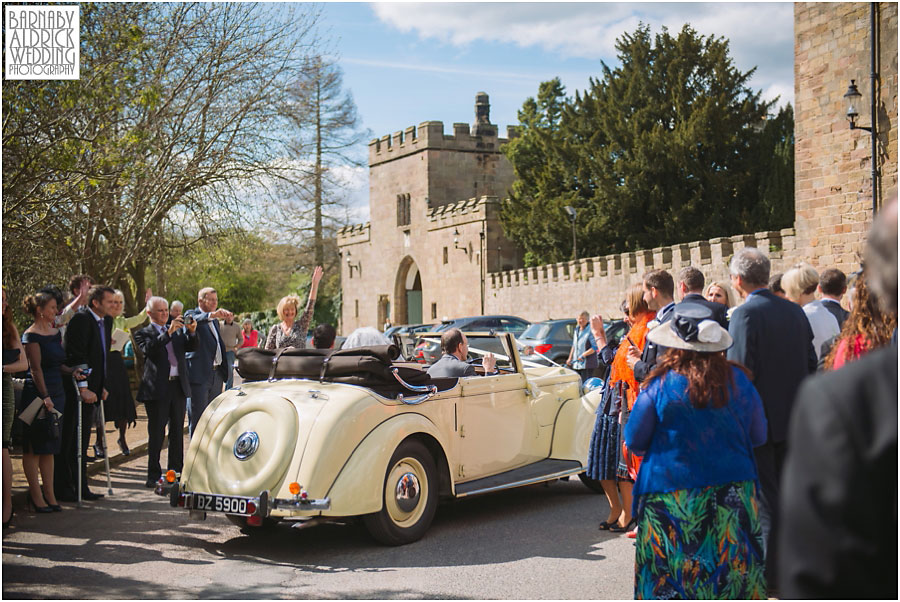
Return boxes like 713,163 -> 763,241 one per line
207,396 -> 298,495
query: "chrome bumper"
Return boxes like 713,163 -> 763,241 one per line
157,479 -> 330,516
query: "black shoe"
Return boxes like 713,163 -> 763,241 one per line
81,490 -> 104,501
609,518 -> 636,533
118,438 -> 131,456
2,509 -> 13,528
145,478 -> 160,489
93,445 -> 105,459
42,495 -> 62,512
27,495 -> 53,514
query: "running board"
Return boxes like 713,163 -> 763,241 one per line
454,459 -> 584,498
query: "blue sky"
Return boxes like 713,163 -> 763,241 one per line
318,2 -> 795,220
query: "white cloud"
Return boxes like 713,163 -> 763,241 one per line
371,2 -> 794,104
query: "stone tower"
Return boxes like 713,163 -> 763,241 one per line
337,93 -> 522,332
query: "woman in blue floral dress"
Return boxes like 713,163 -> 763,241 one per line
625,304 -> 768,599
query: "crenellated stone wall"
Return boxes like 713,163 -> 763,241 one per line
484,229 -> 796,321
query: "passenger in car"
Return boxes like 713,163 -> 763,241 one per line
426,329 -> 496,378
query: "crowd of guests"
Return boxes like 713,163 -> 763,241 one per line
0,264 -> 340,524
582,199 -> 897,598
2,202 -> 896,600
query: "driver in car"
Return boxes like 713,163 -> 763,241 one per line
427,328 -> 497,378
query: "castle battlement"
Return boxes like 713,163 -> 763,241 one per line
368,93 -> 520,166
368,121 -> 517,166
336,222 -> 371,245
487,228 -> 795,291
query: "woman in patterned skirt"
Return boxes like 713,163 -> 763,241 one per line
625,304 -> 768,599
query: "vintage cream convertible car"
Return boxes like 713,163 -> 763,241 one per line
158,333 -> 604,545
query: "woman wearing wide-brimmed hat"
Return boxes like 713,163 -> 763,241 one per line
625,304 -> 768,599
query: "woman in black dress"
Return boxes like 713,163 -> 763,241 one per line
20,292 -> 77,512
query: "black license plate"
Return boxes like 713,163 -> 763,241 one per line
190,493 -> 253,515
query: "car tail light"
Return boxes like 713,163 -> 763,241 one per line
177,494 -> 186,507
247,515 -> 263,527
165,470 -> 177,483
534,344 -> 553,354
246,501 -> 257,515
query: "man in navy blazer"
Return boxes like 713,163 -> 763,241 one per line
183,287 -> 233,436
134,296 -> 197,487
727,246 -> 816,593
676,266 -> 729,328
60,285 -> 116,501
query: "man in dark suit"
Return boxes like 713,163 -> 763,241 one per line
60,285 -> 116,501
778,198 -> 897,599
134,296 -> 197,487
726,246 -> 817,593
676,266 -> 729,328
183,287 -> 233,436
628,269 -> 676,382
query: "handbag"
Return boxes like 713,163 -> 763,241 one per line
32,408 -> 61,443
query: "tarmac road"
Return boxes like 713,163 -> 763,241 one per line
2,451 -> 636,600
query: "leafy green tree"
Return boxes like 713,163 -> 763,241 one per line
2,3 -> 321,314
501,25 -> 790,263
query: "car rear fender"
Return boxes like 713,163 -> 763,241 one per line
324,413 -> 453,517
549,389 -> 600,463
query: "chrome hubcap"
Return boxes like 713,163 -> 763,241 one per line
233,431 -> 259,460
394,472 -> 420,512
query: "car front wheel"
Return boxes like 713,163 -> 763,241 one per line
363,439 -> 438,546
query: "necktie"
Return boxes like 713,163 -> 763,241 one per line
97,318 -> 107,374
159,324 -> 178,375
209,320 -> 222,366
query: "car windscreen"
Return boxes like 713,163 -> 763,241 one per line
413,333 -> 517,372
521,323 -> 553,340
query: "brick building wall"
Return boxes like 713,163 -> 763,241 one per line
793,2 -> 898,272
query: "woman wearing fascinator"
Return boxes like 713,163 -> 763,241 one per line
625,304 -> 769,599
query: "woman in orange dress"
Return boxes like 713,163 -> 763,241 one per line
587,282 -> 655,533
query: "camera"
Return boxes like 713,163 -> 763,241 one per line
183,315 -> 195,325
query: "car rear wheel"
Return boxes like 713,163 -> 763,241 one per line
578,472 -> 605,494
363,439 -> 438,546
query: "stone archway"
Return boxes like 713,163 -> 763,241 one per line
394,256 -> 423,325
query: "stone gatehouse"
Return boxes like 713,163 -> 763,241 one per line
338,2 -> 897,332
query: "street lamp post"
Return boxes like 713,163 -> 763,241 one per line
842,3 -> 880,216
564,206 -> 577,260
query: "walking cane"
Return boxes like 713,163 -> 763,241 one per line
98,396 -> 113,495
72,368 -> 86,509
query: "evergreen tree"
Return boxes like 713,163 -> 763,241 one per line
501,24 -> 791,263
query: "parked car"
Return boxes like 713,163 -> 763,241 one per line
518,318 -> 629,372
411,315 -> 531,364
156,333 -> 603,546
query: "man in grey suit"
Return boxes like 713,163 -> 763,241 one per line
815,267 -> 850,328
727,246 -> 817,594
427,329 -> 496,378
